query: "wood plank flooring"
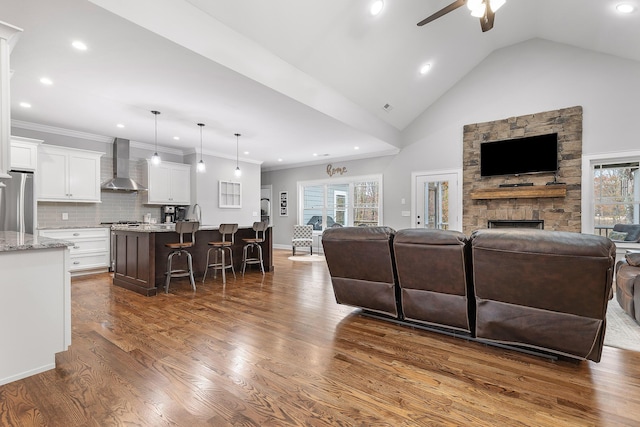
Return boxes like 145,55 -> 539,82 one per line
1,249 -> 640,426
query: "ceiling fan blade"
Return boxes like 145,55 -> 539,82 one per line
479,4 -> 495,32
417,0 -> 467,26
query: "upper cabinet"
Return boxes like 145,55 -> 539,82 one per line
10,136 -> 42,171
38,144 -> 103,203
143,160 -> 191,205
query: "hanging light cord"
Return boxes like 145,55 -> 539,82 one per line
235,133 -> 240,167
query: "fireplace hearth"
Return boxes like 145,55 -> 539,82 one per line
487,220 -> 544,229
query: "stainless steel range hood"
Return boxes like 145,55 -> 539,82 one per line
101,138 -> 147,191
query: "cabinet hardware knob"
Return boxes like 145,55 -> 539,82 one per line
73,261 -> 80,265
73,246 -> 80,249
73,233 -> 80,236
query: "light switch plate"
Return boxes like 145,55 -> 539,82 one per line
62,213 -> 68,220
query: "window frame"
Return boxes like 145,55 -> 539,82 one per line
297,174 -> 383,232
582,150 -> 640,236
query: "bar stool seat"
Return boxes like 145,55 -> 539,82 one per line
165,221 -> 199,293
203,223 -> 239,284
242,221 -> 269,275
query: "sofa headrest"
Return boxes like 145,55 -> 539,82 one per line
322,226 -> 395,242
471,229 -> 614,258
395,228 -> 468,246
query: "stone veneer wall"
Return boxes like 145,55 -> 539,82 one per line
463,106 -> 582,235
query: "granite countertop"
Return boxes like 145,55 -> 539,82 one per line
38,224 -> 112,230
110,224 -> 264,233
0,231 -> 74,253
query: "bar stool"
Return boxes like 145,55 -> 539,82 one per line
203,223 -> 238,284
164,221 -> 199,293
242,221 -> 269,276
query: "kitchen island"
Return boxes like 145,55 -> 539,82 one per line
111,224 -> 273,296
0,231 -> 73,385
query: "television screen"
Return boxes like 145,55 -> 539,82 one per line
480,133 -> 558,177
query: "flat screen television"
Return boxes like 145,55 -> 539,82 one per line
480,133 -> 558,177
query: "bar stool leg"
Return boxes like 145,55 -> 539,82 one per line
165,252 -> 174,293
220,247 -> 226,284
227,247 -> 236,279
186,251 -> 195,291
203,248 -> 211,282
257,244 -> 264,275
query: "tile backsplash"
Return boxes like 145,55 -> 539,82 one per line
37,158 -> 162,228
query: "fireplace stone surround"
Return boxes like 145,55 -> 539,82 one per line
463,106 -> 582,235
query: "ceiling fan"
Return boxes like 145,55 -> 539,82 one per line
417,0 -> 506,32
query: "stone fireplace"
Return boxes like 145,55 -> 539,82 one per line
463,106 -> 582,235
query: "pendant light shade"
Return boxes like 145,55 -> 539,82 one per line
197,123 -> 206,173
150,110 -> 161,165
234,133 -> 242,177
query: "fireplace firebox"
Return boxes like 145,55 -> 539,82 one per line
487,220 -> 544,229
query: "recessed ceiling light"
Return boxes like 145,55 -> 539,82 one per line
71,40 -> 87,51
173,136 -> 180,140
277,158 -> 283,162
40,77 -> 53,85
19,102 -> 31,108
244,151 -> 249,155
313,153 -> 318,157
616,3 -> 635,13
370,0 -> 384,16
116,124 -> 124,128
354,146 -> 360,150
420,63 -> 432,75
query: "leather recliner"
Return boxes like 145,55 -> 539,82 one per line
322,226 -> 399,318
393,228 -> 473,333
616,252 -> 640,323
471,229 -> 615,362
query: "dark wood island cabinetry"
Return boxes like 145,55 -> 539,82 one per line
112,224 -> 272,296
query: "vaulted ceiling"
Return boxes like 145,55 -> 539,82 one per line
3,0 -> 639,169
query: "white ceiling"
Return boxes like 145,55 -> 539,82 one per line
3,0 -> 639,170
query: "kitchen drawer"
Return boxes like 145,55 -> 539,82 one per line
39,228 -> 109,240
69,253 -> 110,271
69,238 -> 109,255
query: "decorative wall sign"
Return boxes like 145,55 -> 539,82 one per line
279,191 -> 288,216
326,163 -> 348,177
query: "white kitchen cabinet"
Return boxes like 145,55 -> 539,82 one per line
0,243 -> 71,386
38,144 -> 102,202
10,136 -> 42,171
143,160 -> 191,205
39,227 -> 110,275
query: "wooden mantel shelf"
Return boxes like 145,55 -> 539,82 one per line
471,184 -> 567,200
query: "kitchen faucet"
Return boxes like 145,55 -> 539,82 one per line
191,203 -> 202,223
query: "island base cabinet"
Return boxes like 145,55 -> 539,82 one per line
0,247 -> 71,386
113,231 -> 157,296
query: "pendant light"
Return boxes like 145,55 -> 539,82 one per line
234,133 -> 242,177
197,123 -> 206,173
150,110 -> 161,165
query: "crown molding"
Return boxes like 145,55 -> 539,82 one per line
261,148 -> 400,172
12,120 -> 113,143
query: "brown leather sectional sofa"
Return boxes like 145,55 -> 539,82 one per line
322,227 -> 616,362
615,252 -> 640,323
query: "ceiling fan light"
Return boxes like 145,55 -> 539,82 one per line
490,0 -> 506,13
467,0 -> 484,12
470,6 -> 486,17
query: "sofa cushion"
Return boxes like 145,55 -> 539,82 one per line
613,224 -> 640,242
609,231 -> 628,241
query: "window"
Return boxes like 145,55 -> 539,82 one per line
593,161 -> 640,235
299,176 -> 382,231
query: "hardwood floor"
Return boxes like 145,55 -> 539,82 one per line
1,249 -> 640,426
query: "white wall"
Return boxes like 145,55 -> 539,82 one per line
263,38 -> 640,242
190,152 -> 262,227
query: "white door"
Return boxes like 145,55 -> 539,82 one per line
413,171 -> 461,231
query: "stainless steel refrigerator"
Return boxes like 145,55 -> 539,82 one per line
0,171 -> 35,234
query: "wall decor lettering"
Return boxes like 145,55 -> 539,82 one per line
326,164 -> 347,177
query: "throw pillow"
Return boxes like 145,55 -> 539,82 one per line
609,231 -> 628,241
626,252 -> 640,267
